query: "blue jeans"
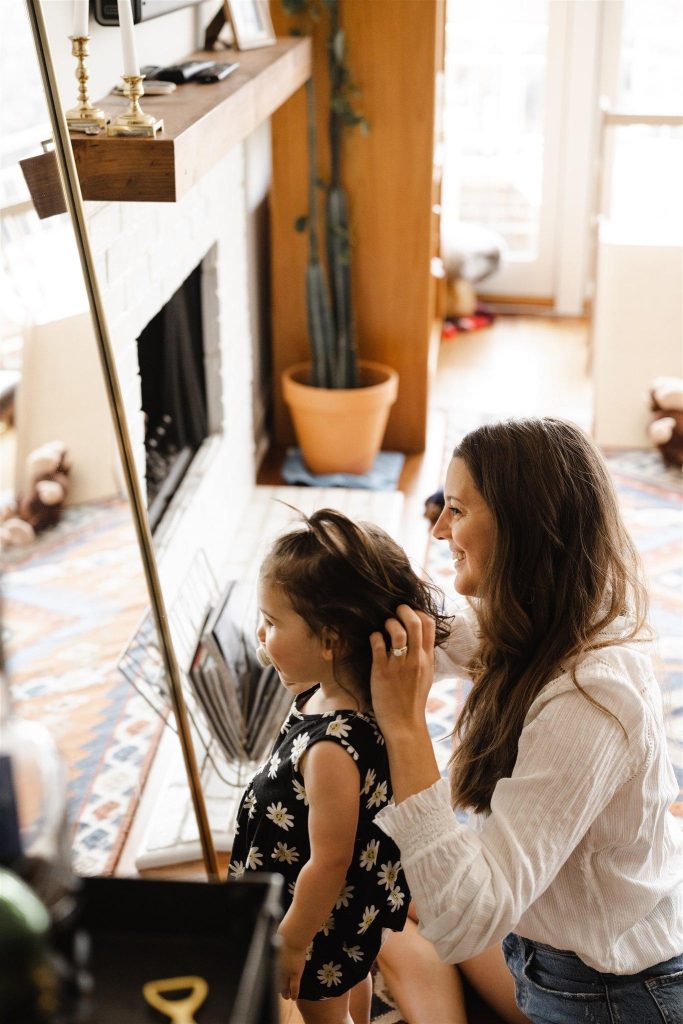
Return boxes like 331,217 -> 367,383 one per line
502,932 -> 683,1023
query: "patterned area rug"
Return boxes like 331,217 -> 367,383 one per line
2,451 -> 680,1020
2,499 -> 164,876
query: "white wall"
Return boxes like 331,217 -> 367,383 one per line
592,231 -> 683,448
42,0 -> 216,104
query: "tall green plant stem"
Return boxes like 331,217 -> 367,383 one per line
326,0 -> 357,387
305,76 -> 335,388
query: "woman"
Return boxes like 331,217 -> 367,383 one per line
370,418 -> 683,1024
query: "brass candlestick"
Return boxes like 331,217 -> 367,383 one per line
65,36 -> 109,130
107,75 -> 164,137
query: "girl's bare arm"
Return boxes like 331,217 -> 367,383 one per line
277,741 -> 359,999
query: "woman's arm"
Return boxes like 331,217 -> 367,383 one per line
277,741 -> 359,1000
373,671 -> 644,964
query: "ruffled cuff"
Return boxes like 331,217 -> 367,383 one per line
375,778 -> 460,861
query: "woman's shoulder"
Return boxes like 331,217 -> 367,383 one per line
529,637 -> 660,739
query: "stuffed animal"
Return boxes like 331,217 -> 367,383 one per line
648,377 -> 683,469
0,440 -> 70,548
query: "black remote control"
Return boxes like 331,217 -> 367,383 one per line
195,62 -> 240,84
155,61 -> 216,84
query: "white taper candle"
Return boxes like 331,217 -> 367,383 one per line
117,0 -> 140,78
71,0 -> 89,38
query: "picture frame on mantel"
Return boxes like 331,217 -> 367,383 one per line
224,0 -> 276,50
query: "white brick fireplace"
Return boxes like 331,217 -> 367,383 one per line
88,141 -> 258,605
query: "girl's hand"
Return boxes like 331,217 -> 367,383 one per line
369,604 -> 436,740
278,935 -> 307,1000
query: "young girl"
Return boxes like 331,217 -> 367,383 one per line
228,509 -> 450,1024
370,417 -> 683,1024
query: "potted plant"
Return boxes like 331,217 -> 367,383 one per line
280,0 -> 398,475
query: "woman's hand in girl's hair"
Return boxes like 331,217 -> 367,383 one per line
277,936 -> 307,1000
369,605 -> 436,741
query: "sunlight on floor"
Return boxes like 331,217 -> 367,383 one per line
431,316 -> 592,431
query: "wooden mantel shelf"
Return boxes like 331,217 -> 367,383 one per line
69,38 -> 310,203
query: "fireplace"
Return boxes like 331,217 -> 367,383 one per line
137,262 -> 209,532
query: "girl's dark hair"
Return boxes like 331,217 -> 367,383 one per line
449,417 -> 649,813
261,508 -> 451,706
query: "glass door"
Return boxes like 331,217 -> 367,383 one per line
442,0 -> 575,303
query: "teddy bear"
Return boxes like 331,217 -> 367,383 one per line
0,440 -> 70,548
648,377 -> 683,469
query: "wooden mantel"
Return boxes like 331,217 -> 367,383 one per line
67,38 -> 310,204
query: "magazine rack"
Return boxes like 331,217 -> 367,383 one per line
117,550 -> 257,789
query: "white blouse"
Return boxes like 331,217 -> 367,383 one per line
375,611 -> 683,974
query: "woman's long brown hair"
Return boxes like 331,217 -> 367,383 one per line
449,418 -> 648,814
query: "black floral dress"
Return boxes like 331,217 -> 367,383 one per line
229,685 -> 410,1000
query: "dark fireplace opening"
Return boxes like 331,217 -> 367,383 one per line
137,262 -> 208,532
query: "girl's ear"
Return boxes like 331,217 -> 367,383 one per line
321,626 -> 343,660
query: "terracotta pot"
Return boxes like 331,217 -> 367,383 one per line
282,361 -> 399,475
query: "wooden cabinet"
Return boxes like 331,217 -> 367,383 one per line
269,0 -> 445,453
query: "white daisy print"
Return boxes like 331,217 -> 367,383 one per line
247,845 -> 263,869
319,913 -> 335,936
342,943 -> 364,963
287,880 -> 296,897
292,778 -> 308,805
228,860 -> 245,879
271,842 -> 300,864
342,741 -> 359,761
335,883 -> 355,909
362,768 -> 376,795
325,715 -> 351,739
388,887 -> 406,912
268,752 -> 281,778
266,801 -> 294,831
317,962 -> 343,988
366,780 -> 388,809
290,732 -> 310,769
359,839 -> 380,871
304,942 -> 313,962
243,790 -> 257,819
377,860 -> 401,891
357,905 -> 379,935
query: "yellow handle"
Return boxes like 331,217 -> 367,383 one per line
142,976 -> 209,1024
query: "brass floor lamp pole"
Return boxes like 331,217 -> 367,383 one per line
25,0 -> 220,882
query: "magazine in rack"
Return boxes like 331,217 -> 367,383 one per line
189,581 -> 291,765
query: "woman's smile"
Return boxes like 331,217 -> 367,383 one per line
433,458 -> 496,597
